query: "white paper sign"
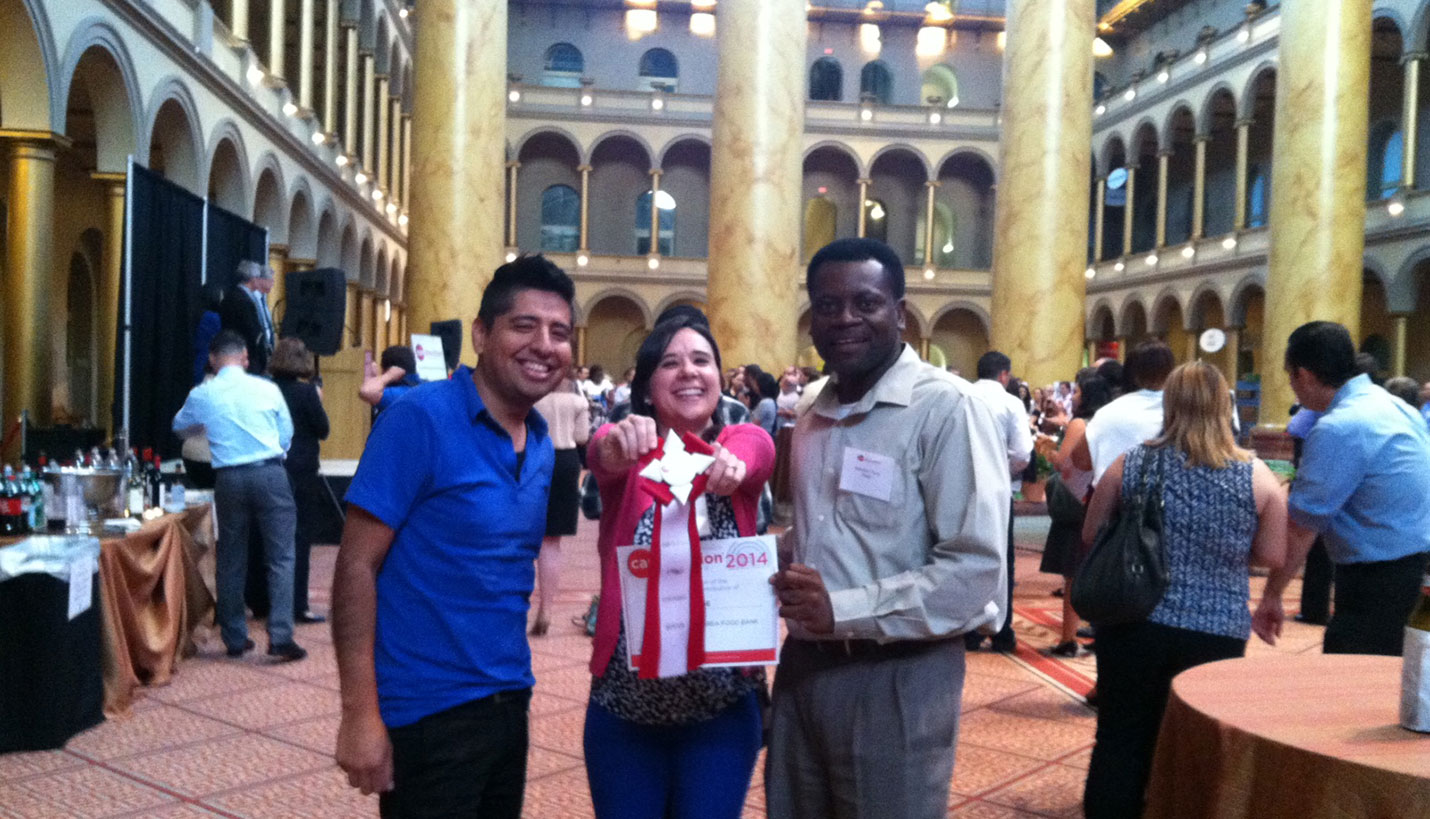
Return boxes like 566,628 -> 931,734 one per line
409,334 -> 449,382
839,447 -> 895,501
1401,627 -> 1430,732
68,557 -> 93,620
617,535 -> 781,671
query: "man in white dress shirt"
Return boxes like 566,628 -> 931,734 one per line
966,350 -> 1033,653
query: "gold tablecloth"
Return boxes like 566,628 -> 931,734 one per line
1145,654 -> 1430,819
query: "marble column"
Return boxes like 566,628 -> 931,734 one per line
1155,151 -> 1170,248
1391,314 -> 1408,376
389,97 -> 403,202
231,0 -> 251,42
506,161 -> 520,247
322,0 -> 338,131
298,0 -> 316,111
1093,176 -> 1105,261
360,52 -> 375,174
375,75 -> 390,193
268,244 -> 290,326
922,180 -> 939,267
93,173 -> 125,433
856,177 -> 870,237
706,0 -> 806,373
989,0 -> 1094,388
1260,0 -> 1372,427
578,164 -> 592,250
1122,165 -> 1136,256
342,25 -> 358,154
407,0 -> 507,344
401,115 -> 412,208
1192,136 -> 1208,239
268,0 -> 287,82
1234,119 -> 1251,230
918,337 -> 930,361
2,138 -> 57,430
648,169 -> 663,256
1403,54 -> 1423,188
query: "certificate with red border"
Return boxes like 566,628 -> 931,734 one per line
617,535 -> 780,669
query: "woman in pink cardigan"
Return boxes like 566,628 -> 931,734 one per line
583,314 -> 774,819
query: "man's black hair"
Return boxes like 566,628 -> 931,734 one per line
805,238 -> 905,300
976,351 -> 1012,381
1074,376 -> 1115,420
1124,340 -> 1175,391
1284,321 -> 1357,388
1354,352 -> 1383,385
210,329 -> 248,358
477,254 -> 576,328
380,345 -> 417,373
1094,359 -> 1124,394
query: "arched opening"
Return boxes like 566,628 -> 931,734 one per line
1367,17 -> 1405,199
914,201 -> 954,268
936,152 -> 995,269
1406,259 -> 1430,381
1153,296 -> 1191,364
803,198 -> 837,263
860,60 -> 893,104
868,148 -> 927,264
1101,136 -> 1127,260
1360,272 -> 1392,373
1245,69 -> 1276,228
588,134 -> 652,255
586,295 -> 647,374
543,42 -> 584,87
540,184 -> 580,251
208,137 -> 247,214
68,45 -> 137,174
1231,284 -> 1265,377
288,190 -> 317,262
801,145 -> 860,256
809,57 -> 842,101
929,308 -> 988,377
638,47 -> 678,91
1130,123 -> 1159,253
1121,300 -> 1149,346
1190,290 -> 1233,380
66,250 -> 98,424
1202,88 -> 1238,237
515,130 -> 580,251
920,64 -> 958,107
863,198 -> 889,243
1164,107 -> 1196,245
148,97 -> 201,194
253,167 -> 287,249
635,190 -> 675,255
316,209 -> 339,268
660,139 -> 711,257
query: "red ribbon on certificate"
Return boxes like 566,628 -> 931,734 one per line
634,431 -> 714,679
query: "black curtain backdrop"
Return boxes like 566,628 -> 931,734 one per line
206,203 -> 267,289
120,167 -> 265,459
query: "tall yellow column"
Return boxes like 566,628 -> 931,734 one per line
1192,136 -> 1208,239
298,0 -> 316,111
706,0 -> 806,373
389,97 -> 403,202
231,0 -> 251,41
1391,314 -> 1409,376
342,25 -> 358,155
1260,0 -> 1372,427
918,337 -> 930,361
1122,165 -> 1136,256
407,0 -> 507,345
360,52 -> 375,174
1155,151 -> 1170,247
376,75 -> 390,194
2,138 -> 57,429
506,161 -> 520,247
1403,54 -> 1423,188
989,0 -> 1094,388
268,0 -> 287,81
1234,119 -> 1251,230
322,0 -> 338,131
93,173 -> 125,433
401,115 -> 412,208
1226,326 -> 1241,380
922,180 -> 938,267
1093,176 -> 1105,261
648,169 -> 663,256
578,164 -> 592,250
268,244 -> 290,327
856,178 -> 870,237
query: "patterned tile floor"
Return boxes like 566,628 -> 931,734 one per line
0,516 -> 1323,818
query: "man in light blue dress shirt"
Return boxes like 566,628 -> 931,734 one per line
1253,321 -> 1430,656
173,330 -> 306,661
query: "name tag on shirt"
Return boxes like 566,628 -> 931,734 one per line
839,447 -> 895,501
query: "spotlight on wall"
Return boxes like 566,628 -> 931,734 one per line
1095,103 -> 1106,116
1093,37 -> 1113,58
923,267 -> 935,280
1113,260 -> 1126,272
1222,235 -> 1238,250
947,95 -> 959,108
1181,245 -> 1195,259
336,154 -> 349,167
580,93 -> 594,107
916,26 -> 948,58
1085,267 -> 1096,280
859,107 -> 873,122
1145,254 -> 1158,266
995,31 -> 1007,52
647,256 -> 660,270
398,7 -> 408,20
506,251 -> 518,263
1237,26 -> 1250,44
1194,49 -> 1208,65
577,253 -> 589,267
690,12 -> 716,37
625,6 -> 658,40
386,202 -> 398,216
398,213 -> 409,227
372,189 -> 385,202
1123,86 -> 1137,102
928,111 -> 942,125
354,170 -> 368,185
246,64 -> 266,86
311,131 -> 327,146
1157,70 -> 1170,84
859,23 -> 882,56
651,96 -> 665,111
508,89 -> 522,103
1388,195 -> 1407,217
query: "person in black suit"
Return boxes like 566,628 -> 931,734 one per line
220,260 -> 277,375
270,337 -> 331,624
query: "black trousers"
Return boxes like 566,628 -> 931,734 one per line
1298,537 -> 1334,623
379,688 -> 532,819
1324,551 -> 1428,656
1084,621 -> 1244,819
287,469 -> 326,614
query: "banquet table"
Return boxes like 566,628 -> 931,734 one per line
1144,653 -> 1430,819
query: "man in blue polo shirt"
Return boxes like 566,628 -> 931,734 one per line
332,256 -> 575,817
1253,321 -> 1430,655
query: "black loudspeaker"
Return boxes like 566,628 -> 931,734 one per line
280,268 -> 348,356
430,320 -> 463,371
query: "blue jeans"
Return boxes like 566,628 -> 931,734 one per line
214,461 -> 296,649
584,690 -> 762,819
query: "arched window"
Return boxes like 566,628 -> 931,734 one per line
1369,122 -> 1404,199
860,61 -> 893,104
635,190 -> 676,255
542,43 -> 584,88
1247,166 -> 1268,229
920,64 -> 958,107
863,198 -> 888,243
809,57 -> 843,101
540,185 -> 580,252
914,202 -> 955,267
639,48 -> 679,91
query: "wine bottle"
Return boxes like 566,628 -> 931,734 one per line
0,466 -> 21,536
1401,574 -> 1430,732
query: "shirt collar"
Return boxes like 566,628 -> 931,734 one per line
1328,373 -> 1371,411
215,364 -> 247,379
456,364 -> 550,439
814,343 -> 920,418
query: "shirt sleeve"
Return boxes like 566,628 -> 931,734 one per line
172,388 -> 206,436
1287,418 -> 1363,533
1006,397 -> 1033,473
345,400 -> 434,530
270,383 -> 294,453
827,391 -> 1010,639
717,423 -> 776,494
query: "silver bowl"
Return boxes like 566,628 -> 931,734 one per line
41,466 -> 125,519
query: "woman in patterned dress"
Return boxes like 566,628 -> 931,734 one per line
583,313 -> 775,819
1079,361 -> 1288,818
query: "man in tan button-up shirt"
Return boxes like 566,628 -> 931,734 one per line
767,238 -> 1009,819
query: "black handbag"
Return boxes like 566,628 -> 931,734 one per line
1070,447 -> 1169,625
1045,473 -> 1086,525
580,472 -> 602,520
